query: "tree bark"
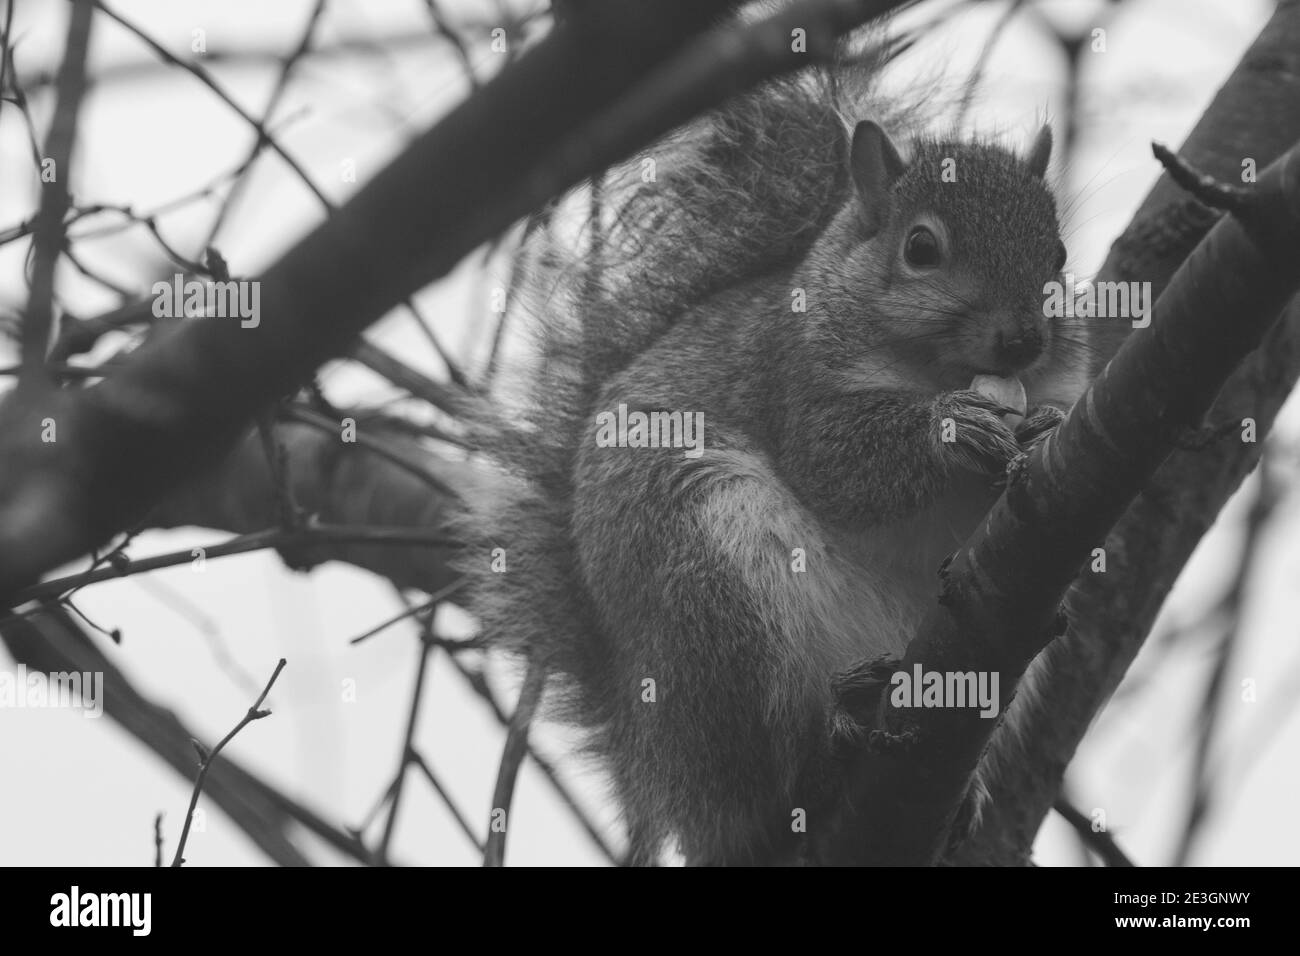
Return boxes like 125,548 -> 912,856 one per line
957,0 -> 1300,865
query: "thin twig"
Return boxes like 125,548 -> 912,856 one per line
483,658 -> 546,867
6,525 -> 460,607
91,0 -> 330,208
348,339 -> 470,417
353,588 -> 482,863
10,27 -> 477,89
61,246 -> 134,298
452,657 -> 623,864
422,0 -> 478,88
86,0 -> 467,383
279,403 -> 464,500
153,812 -> 164,866
1053,797 -> 1135,867
411,751 -> 485,853
954,0 -> 1024,129
1152,142 -> 1256,221
2,604 -> 379,865
1172,460 -> 1279,866
131,574 -> 262,697
202,0 -> 328,247
0,0 -> 17,133
379,634 -> 434,861
23,0 -> 93,373
1,44 -> 49,172
171,658 -> 287,866
349,597 -> 436,647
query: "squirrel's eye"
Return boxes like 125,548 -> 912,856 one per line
903,226 -> 941,268
1052,239 -> 1067,272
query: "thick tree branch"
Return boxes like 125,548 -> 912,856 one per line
961,0 -> 1300,865
145,423 -> 472,593
817,141 -> 1300,865
0,0 -> 916,599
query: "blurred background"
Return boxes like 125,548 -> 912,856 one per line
0,0 -> 1293,866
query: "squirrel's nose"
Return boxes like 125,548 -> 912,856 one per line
993,325 -> 1044,370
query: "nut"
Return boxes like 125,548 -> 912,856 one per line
970,374 -> 1027,426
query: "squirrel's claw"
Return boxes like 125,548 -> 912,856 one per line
933,390 -> 1021,476
829,655 -> 900,748
1015,403 -> 1066,451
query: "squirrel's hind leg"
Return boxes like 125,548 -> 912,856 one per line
574,439 -> 880,865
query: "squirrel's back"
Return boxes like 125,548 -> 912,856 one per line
460,50 -> 909,705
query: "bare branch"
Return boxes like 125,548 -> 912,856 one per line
1172,459 -> 1280,865
422,0 -> 479,90
0,0 -> 913,598
378,635 -> 433,862
88,0 -> 467,382
962,1 -> 1300,865
1053,798 -> 1134,868
90,0 -> 329,209
483,658 -> 545,867
171,658 -> 287,866
23,0 -> 93,373
818,141 -> 1300,865
0,605 -> 373,864
145,423 -> 470,593
0,0 -> 17,134
1152,142 -> 1256,222
202,0 -> 329,247
6,523 -> 457,607
451,657 -> 622,864
411,751 -> 484,853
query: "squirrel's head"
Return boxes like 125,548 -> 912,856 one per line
809,121 -> 1065,392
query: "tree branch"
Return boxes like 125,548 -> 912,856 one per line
0,0 -> 912,599
961,0 -> 1300,865
0,606 -> 376,866
23,0 -> 93,373
142,422 -> 470,593
482,658 -> 545,867
817,140 -> 1300,865
172,658 -> 287,866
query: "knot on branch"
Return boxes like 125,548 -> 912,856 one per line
1152,142 -> 1256,222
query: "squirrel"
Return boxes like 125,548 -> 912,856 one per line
459,46 -> 1091,865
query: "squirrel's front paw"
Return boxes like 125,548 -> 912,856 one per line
828,656 -> 899,748
1015,404 -> 1066,452
932,390 -> 1020,476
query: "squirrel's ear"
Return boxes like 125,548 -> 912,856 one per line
1025,124 -> 1053,178
850,120 -> 905,238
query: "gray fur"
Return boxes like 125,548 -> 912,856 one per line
459,53 -> 1085,865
